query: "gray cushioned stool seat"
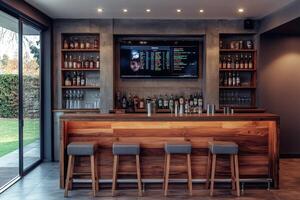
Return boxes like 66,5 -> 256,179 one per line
113,143 -> 140,155
165,142 -> 192,154
209,141 -> 238,154
67,142 -> 96,156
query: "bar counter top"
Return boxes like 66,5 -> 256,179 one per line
60,113 -> 279,121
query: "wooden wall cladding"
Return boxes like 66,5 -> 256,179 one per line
60,118 -> 279,189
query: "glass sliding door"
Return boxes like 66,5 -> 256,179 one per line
22,23 -> 41,170
0,10 -> 20,189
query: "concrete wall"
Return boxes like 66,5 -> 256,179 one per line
258,34 -> 300,155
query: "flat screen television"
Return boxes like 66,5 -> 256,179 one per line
119,37 -> 202,78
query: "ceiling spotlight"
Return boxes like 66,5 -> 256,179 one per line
176,9 -> 182,13
199,9 -> 204,13
97,8 -> 103,13
146,9 -> 151,13
238,8 -> 244,13
123,9 -> 128,13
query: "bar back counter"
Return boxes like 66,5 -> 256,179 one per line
60,113 -> 279,189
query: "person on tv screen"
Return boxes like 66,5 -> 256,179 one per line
130,50 -> 141,72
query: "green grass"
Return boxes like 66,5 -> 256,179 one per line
0,118 -> 40,157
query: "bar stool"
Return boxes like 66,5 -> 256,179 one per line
163,141 -> 192,196
206,141 -> 240,197
64,142 -> 99,197
112,142 -> 142,197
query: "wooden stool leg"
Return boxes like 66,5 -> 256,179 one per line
136,155 -> 142,196
68,155 -> 75,190
164,154 -> 171,196
162,154 -> 167,190
210,154 -> 217,196
205,151 -> 212,189
94,154 -> 99,192
64,155 -> 73,197
112,155 -> 119,196
187,154 -> 193,196
91,155 -> 97,197
234,154 -> 240,197
230,154 -> 236,190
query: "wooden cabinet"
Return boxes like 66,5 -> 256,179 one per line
60,33 -> 101,111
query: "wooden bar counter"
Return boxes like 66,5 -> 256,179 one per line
60,113 -> 280,189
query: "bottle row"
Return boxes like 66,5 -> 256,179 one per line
115,92 -> 204,113
63,90 -> 100,109
63,37 -> 99,49
220,91 -> 252,106
64,72 -> 87,86
63,54 -> 100,69
220,40 -> 254,50
219,54 -> 253,69
220,72 -> 244,87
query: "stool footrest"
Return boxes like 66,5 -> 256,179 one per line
117,172 -> 137,175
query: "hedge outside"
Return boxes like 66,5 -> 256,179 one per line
0,74 -> 39,118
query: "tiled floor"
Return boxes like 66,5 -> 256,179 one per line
0,159 -> 300,200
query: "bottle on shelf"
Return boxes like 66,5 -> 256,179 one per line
235,54 -> 240,69
248,54 -> 253,69
84,55 -> 89,68
240,54 -> 244,69
94,38 -> 99,49
89,56 -> 94,68
85,39 -> 91,49
227,55 -> 232,69
169,94 -> 174,112
228,72 -> 232,86
68,55 -> 73,68
80,72 -> 86,86
74,38 -> 79,49
64,73 -> 72,86
64,54 -> 68,68
77,55 -> 82,68
133,94 -> 139,110
96,56 -> 100,69
63,39 -> 69,49
236,72 -> 241,86
158,94 -> 163,109
184,98 -> 189,114
223,73 -> 228,86
72,55 -> 77,69
121,94 -> 127,109
72,72 -> 77,86
76,72 -> 81,86
139,97 -> 145,109
69,37 -> 74,49
80,39 -> 85,49
163,94 -> 169,109
232,72 -> 236,86
244,54 -> 249,69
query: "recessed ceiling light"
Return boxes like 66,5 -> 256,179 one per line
146,9 -> 151,13
123,9 -> 128,13
176,9 -> 182,13
238,8 -> 244,13
199,9 -> 204,13
97,8 -> 103,13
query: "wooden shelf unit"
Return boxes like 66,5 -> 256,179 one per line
60,33 -> 101,111
219,34 -> 257,109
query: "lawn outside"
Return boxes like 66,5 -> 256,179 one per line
0,118 -> 40,157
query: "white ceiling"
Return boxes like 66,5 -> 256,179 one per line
25,0 -> 295,20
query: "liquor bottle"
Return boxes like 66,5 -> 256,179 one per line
133,94 -> 139,110
85,39 -> 90,49
158,95 -> 163,109
244,54 -> 249,69
77,56 -> 82,68
169,94 -> 174,111
72,72 -> 77,86
240,54 -> 244,69
69,38 -> 74,49
219,56 -> 223,69
63,39 -> 69,49
224,73 -> 228,86
84,56 -> 89,68
228,72 -> 232,86
193,93 -> 198,107
222,55 -> 227,69
139,98 -> 145,109
248,54 -> 253,69
232,72 -> 236,86
121,94 -> 127,109
96,56 -> 100,69
73,56 -> 77,69
236,72 -> 240,86
163,94 -> 169,109
76,72 -> 81,86
184,98 -> 189,114
189,95 -> 194,108
89,56 -> 94,68
68,55 -> 73,68
80,72 -> 86,86
94,38 -> 99,49
235,54 -> 240,69
80,40 -> 85,49
197,92 -> 203,109
220,73 -> 224,86
64,54 -> 68,68
115,91 -> 121,109
127,93 -> 134,111
74,38 -> 79,49
227,55 -> 232,69
64,73 -> 72,86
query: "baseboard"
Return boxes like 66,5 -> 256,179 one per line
280,154 -> 300,158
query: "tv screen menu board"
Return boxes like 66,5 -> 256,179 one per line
119,39 -> 200,78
